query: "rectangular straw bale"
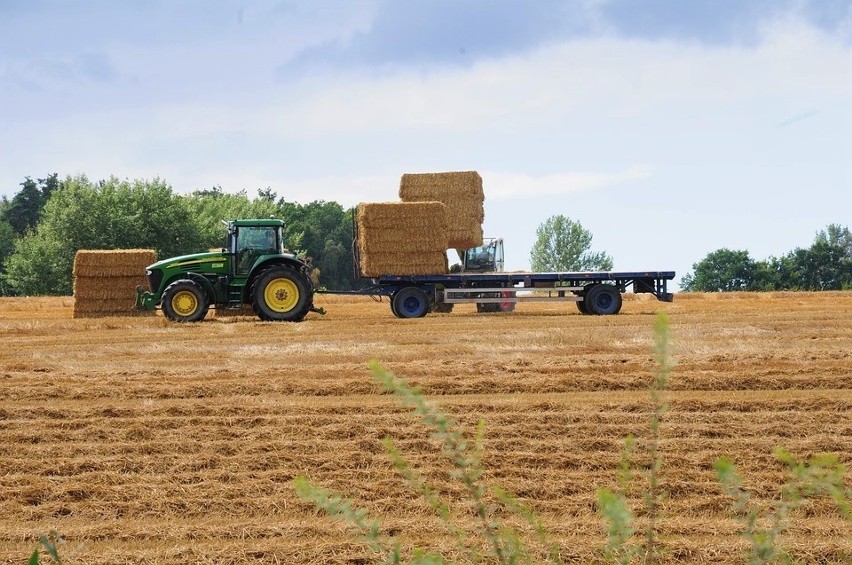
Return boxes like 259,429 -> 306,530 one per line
399,172 -> 484,248
73,249 -> 157,277
357,229 -> 448,255
72,297 -> 140,317
356,201 -> 448,230
73,275 -> 148,300
356,202 -> 449,277
399,171 -> 484,200
360,253 -> 448,277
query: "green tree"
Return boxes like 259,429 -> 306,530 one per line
277,200 -> 356,290
772,239 -> 852,291
529,215 -> 613,272
0,219 -> 17,295
4,176 -> 202,295
680,248 -> 762,292
2,174 -> 58,235
817,223 -> 852,258
183,188 -> 279,250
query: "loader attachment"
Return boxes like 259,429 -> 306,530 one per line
135,286 -> 158,311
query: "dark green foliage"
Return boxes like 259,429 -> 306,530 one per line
277,200 -> 356,290
680,248 -> 762,291
184,188 -> 279,250
530,215 -> 613,272
4,175 -> 204,295
772,237 -> 852,291
682,225 -> 852,291
2,174 -> 58,236
1,174 -> 359,296
0,219 -> 16,294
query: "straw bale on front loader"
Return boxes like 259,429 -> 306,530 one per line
72,249 -> 156,318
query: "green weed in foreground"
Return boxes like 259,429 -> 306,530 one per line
294,361 -> 564,564
28,531 -> 62,565
715,449 -> 851,564
596,312 -> 673,564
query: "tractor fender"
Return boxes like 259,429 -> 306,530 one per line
185,272 -> 217,304
248,257 -> 315,290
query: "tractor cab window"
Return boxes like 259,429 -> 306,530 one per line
462,239 -> 504,273
465,244 -> 494,270
236,226 -> 280,274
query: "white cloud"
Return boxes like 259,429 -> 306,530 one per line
2,13 -> 850,203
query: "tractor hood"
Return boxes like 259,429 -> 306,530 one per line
147,251 -> 228,272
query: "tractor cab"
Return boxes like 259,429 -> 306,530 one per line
458,238 -> 505,273
228,219 -> 285,275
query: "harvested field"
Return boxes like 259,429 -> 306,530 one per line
0,292 -> 850,563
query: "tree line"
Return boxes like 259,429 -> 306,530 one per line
0,175 -> 357,296
681,224 -> 852,291
1,174 -> 848,296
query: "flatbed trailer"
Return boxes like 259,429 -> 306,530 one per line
319,270 -> 675,318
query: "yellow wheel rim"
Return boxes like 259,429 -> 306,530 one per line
172,290 -> 199,317
264,278 -> 299,313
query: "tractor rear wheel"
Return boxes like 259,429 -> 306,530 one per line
162,279 -> 209,322
252,265 -> 312,321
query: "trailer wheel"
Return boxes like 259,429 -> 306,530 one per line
252,265 -> 312,321
392,287 -> 429,318
162,279 -> 209,322
576,292 -> 589,314
585,284 -> 622,315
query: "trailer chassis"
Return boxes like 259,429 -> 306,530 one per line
318,271 -> 675,318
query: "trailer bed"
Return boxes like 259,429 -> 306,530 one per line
319,270 -> 675,317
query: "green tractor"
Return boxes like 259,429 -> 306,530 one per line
135,219 -> 321,322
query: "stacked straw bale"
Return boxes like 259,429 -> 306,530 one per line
399,171 -> 484,249
73,249 -> 157,318
357,202 -> 449,277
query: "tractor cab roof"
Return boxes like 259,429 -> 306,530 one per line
229,218 -> 285,228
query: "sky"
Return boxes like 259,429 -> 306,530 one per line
1,0 -> 850,288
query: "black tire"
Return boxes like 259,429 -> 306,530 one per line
585,284 -> 623,315
251,265 -> 313,322
161,279 -> 209,322
476,302 -> 500,313
392,287 -> 429,318
576,292 -> 589,314
500,290 -> 516,312
432,302 -> 454,313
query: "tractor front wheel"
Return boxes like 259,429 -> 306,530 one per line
252,265 -> 312,322
162,279 -> 210,322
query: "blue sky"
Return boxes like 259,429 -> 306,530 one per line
1,1 -> 850,287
